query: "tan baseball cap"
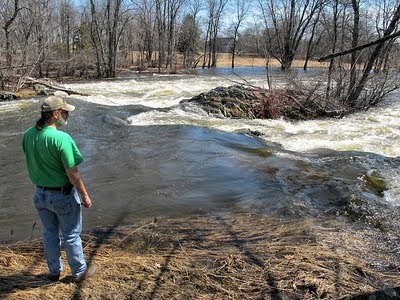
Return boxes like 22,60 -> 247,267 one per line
41,96 -> 75,112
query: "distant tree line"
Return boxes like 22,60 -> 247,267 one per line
0,0 -> 399,106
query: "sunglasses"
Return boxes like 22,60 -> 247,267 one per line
58,110 -> 69,118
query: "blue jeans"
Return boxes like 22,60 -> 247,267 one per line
33,187 -> 87,277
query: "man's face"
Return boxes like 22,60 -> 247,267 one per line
54,109 -> 69,127
60,110 -> 69,121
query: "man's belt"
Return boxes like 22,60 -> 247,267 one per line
37,183 -> 74,195
37,186 -> 62,191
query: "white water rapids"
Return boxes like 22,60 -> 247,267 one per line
63,70 -> 400,205
63,72 -> 400,155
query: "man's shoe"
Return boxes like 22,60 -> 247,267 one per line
47,273 -> 60,282
75,265 -> 96,283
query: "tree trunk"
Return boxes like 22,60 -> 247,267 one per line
303,9 -> 321,71
90,0 -> 104,78
202,19 -> 211,68
349,0 -> 360,95
5,30 -> 12,68
3,0 -> 20,69
231,41 -> 236,68
326,0 -> 338,99
281,51 -> 294,70
347,4 -> 400,105
231,27 -> 238,68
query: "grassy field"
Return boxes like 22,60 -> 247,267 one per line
1,214 -> 399,299
212,53 -> 327,68
129,52 -> 327,69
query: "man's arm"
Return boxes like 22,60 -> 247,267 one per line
66,166 -> 92,208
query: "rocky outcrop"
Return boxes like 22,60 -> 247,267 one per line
181,85 -> 345,120
34,84 -> 55,96
181,86 -> 259,119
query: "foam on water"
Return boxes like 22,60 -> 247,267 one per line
126,101 -> 400,158
34,74 -> 400,205
384,169 -> 400,206
0,99 -> 39,113
48,75 -> 400,160
65,76 -> 234,108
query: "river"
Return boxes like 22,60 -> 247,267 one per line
1,67 -> 399,242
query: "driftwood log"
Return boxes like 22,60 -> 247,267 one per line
24,77 -> 89,96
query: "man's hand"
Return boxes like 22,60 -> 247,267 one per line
81,194 -> 92,208
66,166 -> 92,208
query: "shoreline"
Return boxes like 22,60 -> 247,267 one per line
1,213 -> 399,299
1,61 -> 325,101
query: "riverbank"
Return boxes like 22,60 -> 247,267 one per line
0,56 -> 325,101
1,214 -> 399,299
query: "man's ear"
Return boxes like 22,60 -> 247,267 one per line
51,110 -> 60,119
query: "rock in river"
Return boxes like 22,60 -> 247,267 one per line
181,85 -> 343,120
0,92 -> 19,102
181,85 -> 260,119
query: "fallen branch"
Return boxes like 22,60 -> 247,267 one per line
287,95 -> 314,112
319,30 -> 400,62
23,76 -> 89,96
192,55 -> 204,68
224,72 -> 262,90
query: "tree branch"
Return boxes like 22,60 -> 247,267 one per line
319,30 -> 400,62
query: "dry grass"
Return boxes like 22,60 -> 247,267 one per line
129,51 -> 327,69
15,89 -> 37,99
213,53 -> 327,69
1,214 -> 399,299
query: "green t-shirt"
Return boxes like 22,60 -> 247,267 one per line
22,126 -> 83,187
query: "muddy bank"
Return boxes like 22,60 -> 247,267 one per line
1,214 -> 399,299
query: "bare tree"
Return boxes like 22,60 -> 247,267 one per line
230,0 -> 249,68
319,2 -> 400,106
211,0 -> 228,67
1,0 -> 21,69
132,0 -> 157,68
15,1 -> 35,70
89,0 -> 105,77
258,0 -> 325,70
347,3 -> 400,105
155,0 -> 167,71
348,0 -> 360,94
166,0 -> 185,69
325,0 -> 340,98
373,0 -> 400,73
188,0 -> 202,22
201,0 -> 213,68
89,0 -> 127,78
59,0 -> 77,76
177,14 -> 200,68
303,5 -> 323,70
31,0 -> 55,78
202,0 -> 228,68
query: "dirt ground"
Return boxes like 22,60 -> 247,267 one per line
1,214 -> 399,299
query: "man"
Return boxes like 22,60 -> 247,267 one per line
22,96 -> 95,282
